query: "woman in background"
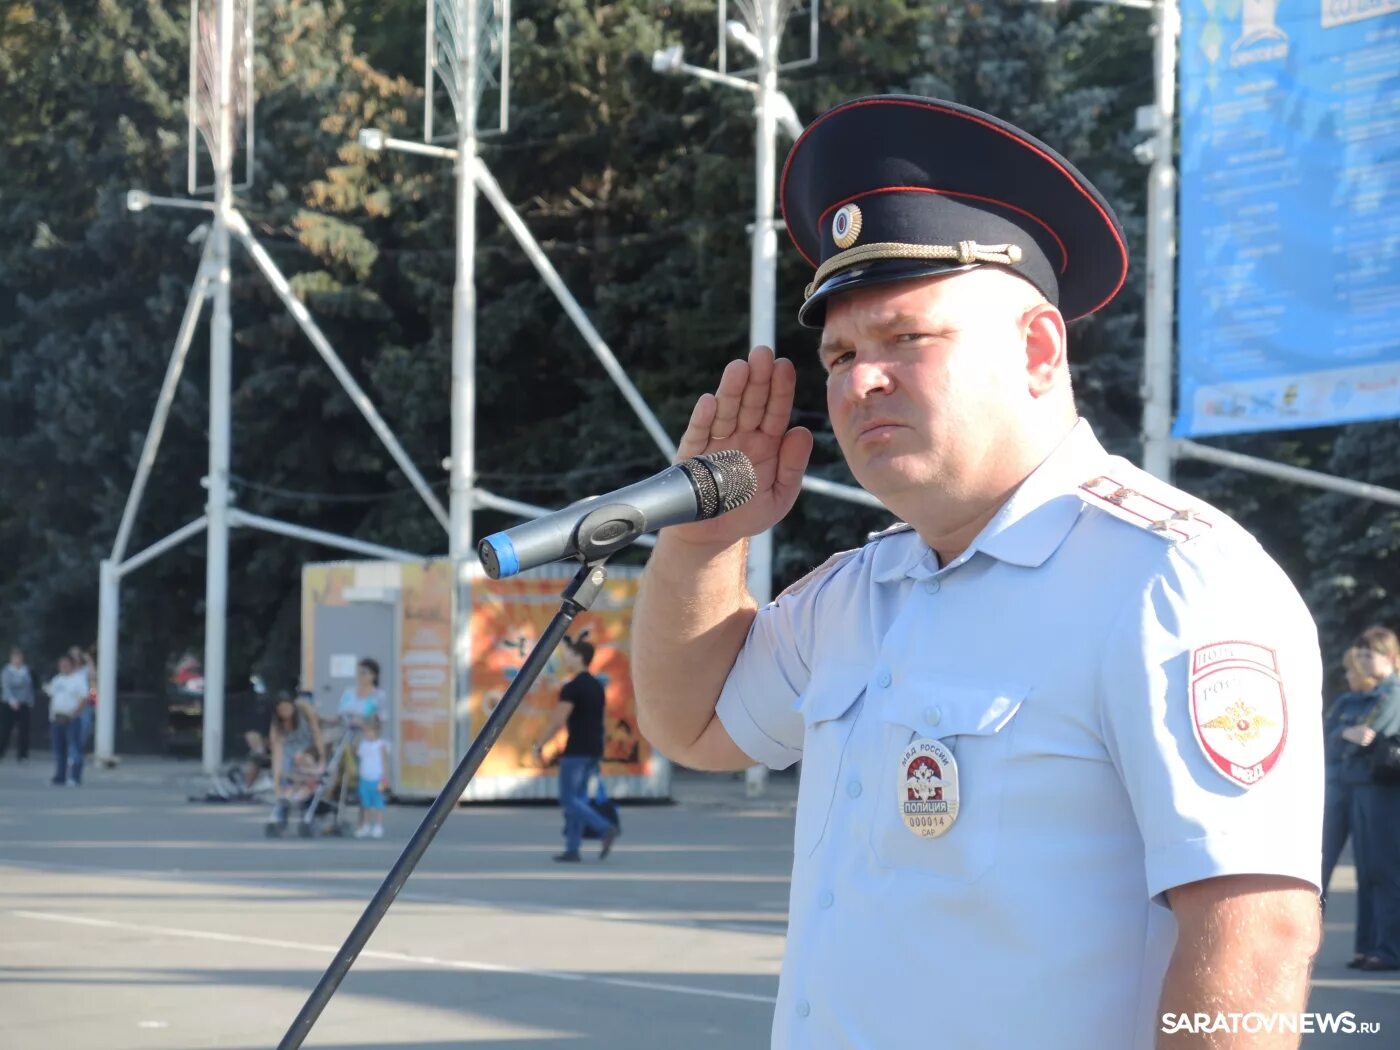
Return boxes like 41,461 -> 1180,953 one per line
1322,647 -> 1378,909
1341,626 -> 1400,971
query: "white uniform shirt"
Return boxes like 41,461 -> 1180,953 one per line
716,421 -> 1322,1050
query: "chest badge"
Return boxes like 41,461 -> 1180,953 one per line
899,737 -> 960,838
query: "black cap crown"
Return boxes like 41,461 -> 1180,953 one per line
780,95 -> 1128,327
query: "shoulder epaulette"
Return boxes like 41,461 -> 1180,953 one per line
774,523 -> 911,602
867,521 -> 914,542
776,547 -> 861,602
1078,475 -> 1214,543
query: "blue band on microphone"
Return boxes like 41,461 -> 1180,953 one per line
482,533 -> 519,577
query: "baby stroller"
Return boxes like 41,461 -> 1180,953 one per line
191,731 -> 275,804
265,729 -> 356,838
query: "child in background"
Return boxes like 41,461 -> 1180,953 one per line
355,714 -> 390,839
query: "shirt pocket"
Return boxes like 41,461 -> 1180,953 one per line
794,664 -> 868,858
868,677 -> 1028,881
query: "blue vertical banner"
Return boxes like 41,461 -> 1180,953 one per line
1176,0 -> 1400,437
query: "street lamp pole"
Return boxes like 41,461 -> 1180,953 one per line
450,0 -> 481,754
1141,0 -> 1179,480
738,2 -> 785,799
745,0 -> 780,616
202,0 -> 238,773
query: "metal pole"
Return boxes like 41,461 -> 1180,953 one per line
96,560 -> 120,763
1175,440 -> 1400,508
230,510 -> 428,563
230,216 -> 450,531
112,237 -> 215,563
744,0 -> 780,798
473,162 -> 678,461
202,0 -> 236,775
1141,0 -> 1178,481
119,517 -> 211,577
451,0 -> 480,760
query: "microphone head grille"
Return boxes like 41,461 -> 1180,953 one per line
687,456 -> 721,519
701,449 -> 758,513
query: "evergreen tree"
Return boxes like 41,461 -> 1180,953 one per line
2,0 -> 1381,741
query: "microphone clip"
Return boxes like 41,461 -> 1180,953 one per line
573,502 -> 647,563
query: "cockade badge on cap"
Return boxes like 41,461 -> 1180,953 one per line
832,203 -> 863,249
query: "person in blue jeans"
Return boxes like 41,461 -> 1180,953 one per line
44,654 -> 88,786
530,633 -> 618,862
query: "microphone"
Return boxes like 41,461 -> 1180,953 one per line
477,450 -> 758,579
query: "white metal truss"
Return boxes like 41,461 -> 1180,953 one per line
100,1 -> 446,773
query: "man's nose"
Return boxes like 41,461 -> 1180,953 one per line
846,358 -> 894,400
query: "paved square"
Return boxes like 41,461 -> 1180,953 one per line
0,759 -> 1394,1047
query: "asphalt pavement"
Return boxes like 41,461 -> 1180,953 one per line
0,756 -> 1395,1048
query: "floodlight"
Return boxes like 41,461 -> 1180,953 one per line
358,127 -> 387,152
725,19 -> 762,60
126,189 -> 152,212
651,44 -> 684,74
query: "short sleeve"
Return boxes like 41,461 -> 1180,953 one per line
1369,679 -> 1400,738
715,553 -> 857,770
1097,533 -> 1324,902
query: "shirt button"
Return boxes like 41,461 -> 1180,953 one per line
924,578 -> 941,594
797,1000 -> 811,1018
877,669 -> 892,688
924,706 -> 942,727
819,891 -> 834,909
846,780 -> 863,798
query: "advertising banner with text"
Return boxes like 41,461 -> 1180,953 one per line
1176,0 -> 1400,436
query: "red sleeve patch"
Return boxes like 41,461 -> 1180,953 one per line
1189,642 -> 1287,789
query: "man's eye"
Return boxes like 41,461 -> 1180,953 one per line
894,332 -> 928,344
827,351 -> 854,370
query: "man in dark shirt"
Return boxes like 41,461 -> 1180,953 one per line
531,633 -> 618,862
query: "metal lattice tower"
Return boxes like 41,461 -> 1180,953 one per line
100,0 -> 448,774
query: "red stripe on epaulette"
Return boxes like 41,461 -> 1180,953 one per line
1079,476 -> 1213,543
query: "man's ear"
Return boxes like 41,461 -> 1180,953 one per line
1023,302 -> 1068,397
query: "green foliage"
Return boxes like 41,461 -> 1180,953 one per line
0,0 -> 1381,720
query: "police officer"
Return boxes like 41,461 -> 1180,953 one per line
633,96 -> 1323,1049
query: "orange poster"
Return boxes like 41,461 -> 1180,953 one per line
469,566 -> 648,781
398,561 -> 454,796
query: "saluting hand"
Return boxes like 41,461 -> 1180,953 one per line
669,345 -> 813,550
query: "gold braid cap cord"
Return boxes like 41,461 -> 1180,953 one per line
804,240 -> 1025,299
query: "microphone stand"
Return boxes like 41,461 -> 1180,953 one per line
278,559 -> 614,1050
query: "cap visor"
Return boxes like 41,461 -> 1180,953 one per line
797,259 -> 979,328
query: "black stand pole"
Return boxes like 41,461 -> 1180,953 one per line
277,560 -> 612,1050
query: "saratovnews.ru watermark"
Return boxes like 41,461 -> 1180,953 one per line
1161,1012 -> 1382,1036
